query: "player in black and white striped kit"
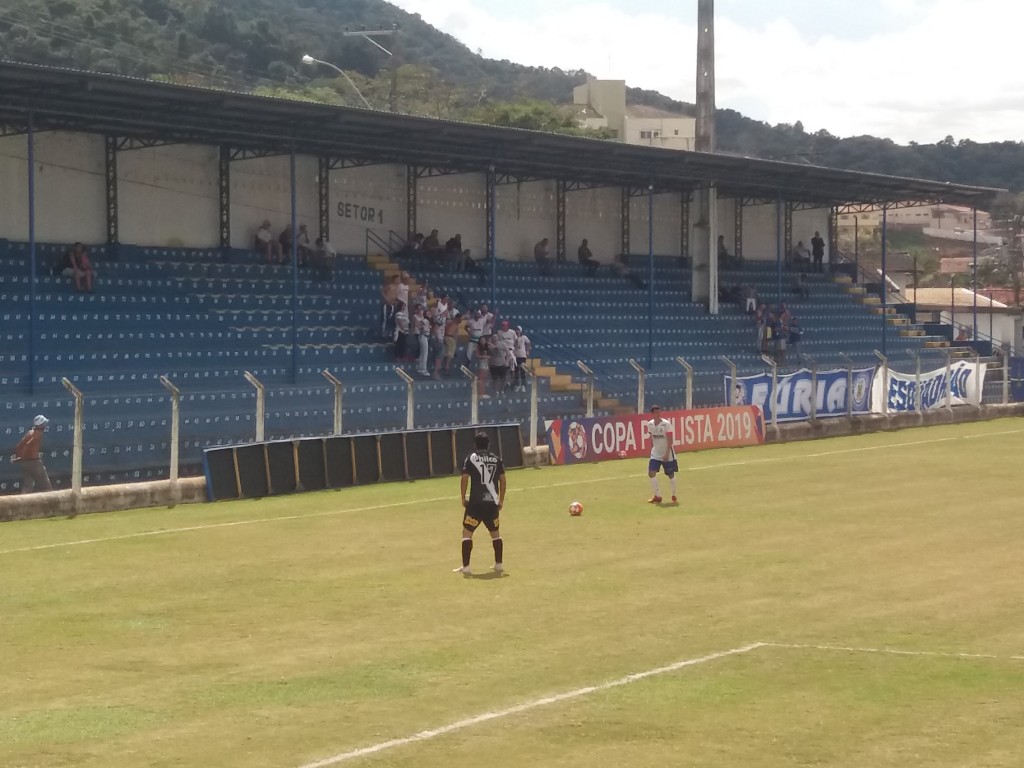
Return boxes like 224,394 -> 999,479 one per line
456,431 -> 507,576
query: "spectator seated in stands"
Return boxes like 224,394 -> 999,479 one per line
279,223 -> 314,265
255,220 -> 283,264
421,229 -> 445,269
790,240 -> 811,269
314,236 -> 336,281
62,242 -> 95,293
719,283 -> 742,305
444,233 -> 463,271
577,238 -> 600,276
791,272 -> 810,299
395,233 -> 424,259
611,252 -> 646,289
717,235 -> 742,268
534,237 -> 553,275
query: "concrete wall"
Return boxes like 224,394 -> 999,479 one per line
330,163 -> 406,254
741,203 -> 780,261
566,186 -> 621,262
230,154 -> 319,250
0,131 -> 106,244
792,208 -> 830,260
492,179 -> 555,261
628,192 -> 682,256
416,172 -> 488,258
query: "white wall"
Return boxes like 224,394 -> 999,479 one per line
417,173 -> 487,258
792,208 -> 830,260
492,179 -> 555,261
628,192 -> 682,256
229,154 -> 318,250
119,144 -> 220,247
0,131 -> 105,244
741,203 -> 780,261
330,163 -> 406,254
565,186 -> 620,262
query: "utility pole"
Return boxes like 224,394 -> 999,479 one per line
692,0 -> 718,310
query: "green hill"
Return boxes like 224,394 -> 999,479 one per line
1,0 -> 1022,191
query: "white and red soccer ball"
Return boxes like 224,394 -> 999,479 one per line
569,500 -> 584,516
618,450 -> 627,459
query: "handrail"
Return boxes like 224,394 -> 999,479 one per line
365,228 -> 391,258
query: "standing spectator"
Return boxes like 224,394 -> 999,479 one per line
742,284 -> 758,313
479,303 -> 495,338
422,229 -> 444,269
444,234 -> 463,272
465,308 -> 486,368
13,415 -> 52,494
395,233 -> 424,260
577,238 -> 600,276
413,305 -> 430,376
717,235 -> 734,268
497,320 -> 517,391
255,220 -> 283,264
430,304 -> 448,379
811,231 -> 826,273
62,243 -> 95,293
774,314 -> 787,363
455,431 -> 506,576
476,334 -> 492,399
534,237 -> 552,275
788,319 -> 803,361
442,309 -> 462,376
513,325 -> 532,392
380,275 -> 399,340
487,332 -> 510,396
393,300 -> 410,360
396,271 -> 411,313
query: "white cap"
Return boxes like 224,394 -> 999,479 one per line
33,414 -> 49,427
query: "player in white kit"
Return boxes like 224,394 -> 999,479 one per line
646,405 -> 678,504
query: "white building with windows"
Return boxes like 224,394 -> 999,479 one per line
573,79 -> 695,151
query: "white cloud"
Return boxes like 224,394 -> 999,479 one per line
388,0 -> 1024,144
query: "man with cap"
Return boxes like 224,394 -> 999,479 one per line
13,415 -> 52,493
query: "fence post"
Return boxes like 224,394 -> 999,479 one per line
321,369 -> 344,435
675,356 -> 694,410
61,377 -> 83,516
944,349 -> 954,413
460,364 -> 479,424
910,352 -> 922,415
760,355 -> 778,431
873,350 -> 889,417
159,375 -> 181,508
628,358 -> 646,414
576,360 -> 595,417
528,361 -> 539,451
839,353 -> 854,419
719,355 -> 737,406
395,367 -> 415,430
1003,353 -> 1010,405
804,355 -> 818,422
974,353 -> 983,410
243,370 -> 266,442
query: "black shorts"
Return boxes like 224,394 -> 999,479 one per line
463,501 -> 499,533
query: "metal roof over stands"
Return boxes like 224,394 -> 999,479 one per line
0,61 -> 1003,209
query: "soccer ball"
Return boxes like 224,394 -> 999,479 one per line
618,450 -> 627,459
569,501 -> 584,516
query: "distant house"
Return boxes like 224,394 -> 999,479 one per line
838,204 -> 1001,245
572,78 -> 695,151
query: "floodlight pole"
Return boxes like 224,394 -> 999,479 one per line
301,55 -> 372,109
873,350 -> 889,417
159,375 -> 181,508
321,369 -> 344,435
460,364 -> 479,425
629,358 -> 646,414
719,355 -> 737,405
577,360 -> 595,417
839,353 -> 854,419
395,367 -> 415,429
675,356 -> 694,410
61,377 -> 83,514
243,370 -> 266,442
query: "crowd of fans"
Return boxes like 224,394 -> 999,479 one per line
379,271 -> 532,398
254,219 -> 337,280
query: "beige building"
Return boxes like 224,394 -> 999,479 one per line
573,79 -> 695,151
838,204 -> 995,241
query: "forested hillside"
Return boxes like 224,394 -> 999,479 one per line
1,0 -> 1022,190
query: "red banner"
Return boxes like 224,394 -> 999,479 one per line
545,406 -> 764,465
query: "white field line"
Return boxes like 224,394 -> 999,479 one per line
3,426 -> 1022,556
292,642 -> 766,768
763,641 -> 1024,662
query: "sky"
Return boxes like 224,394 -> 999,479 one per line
385,0 -> 1024,146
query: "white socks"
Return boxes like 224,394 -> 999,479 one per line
649,477 -> 660,495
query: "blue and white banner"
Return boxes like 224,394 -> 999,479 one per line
871,360 -> 985,412
724,367 -> 876,423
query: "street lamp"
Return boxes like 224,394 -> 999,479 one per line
301,54 -> 371,109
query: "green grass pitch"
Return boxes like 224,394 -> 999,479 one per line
2,419 -> 1023,768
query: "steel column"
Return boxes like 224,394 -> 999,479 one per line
680,192 -> 690,262
828,206 -> 839,271
881,206 -> 888,356
27,114 -> 37,395
783,201 -> 794,265
734,198 -> 743,261
104,135 -> 118,245
318,156 -> 331,242
555,179 -> 567,262
972,207 -> 978,341
648,185 -> 655,370
486,168 -> 497,308
621,186 -> 631,258
218,145 -> 231,250
290,150 -> 298,385
406,164 -> 417,239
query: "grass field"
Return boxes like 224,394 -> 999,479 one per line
2,419 -> 1023,768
